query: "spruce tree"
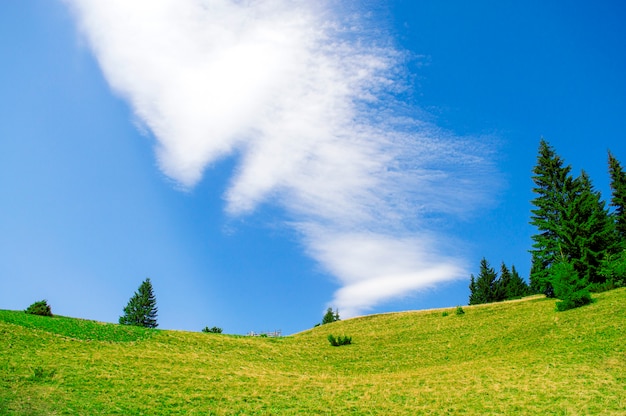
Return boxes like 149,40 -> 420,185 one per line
469,258 -> 499,305
496,263 -> 511,302
507,265 -> 530,299
608,151 -> 626,243
529,139 -> 574,295
529,257 -> 545,295
558,171 -> 617,285
119,278 -> 158,328
322,307 -> 339,325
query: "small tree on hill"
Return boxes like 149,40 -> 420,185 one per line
469,258 -> 499,305
25,300 -> 53,317
550,261 -> 592,311
506,265 -> 530,299
495,263 -> 511,302
322,307 -> 339,325
119,278 -> 158,328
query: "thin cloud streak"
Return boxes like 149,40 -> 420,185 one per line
65,0 -> 499,317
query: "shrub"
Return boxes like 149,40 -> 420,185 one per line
555,289 -> 593,311
441,311 -> 449,317
202,326 -> 223,334
25,300 -> 53,317
327,334 -> 352,346
550,261 -> 593,311
455,306 -> 465,315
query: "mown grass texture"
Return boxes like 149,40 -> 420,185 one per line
1,288 -> 624,415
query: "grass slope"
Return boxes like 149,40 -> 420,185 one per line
1,289 -> 625,415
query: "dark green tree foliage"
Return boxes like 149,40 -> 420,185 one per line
506,265 -> 530,299
529,139 -> 574,295
550,261 -> 592,311
558,171 -> 618,285
202,326 -> 223,334
322,307 -> 339,325
119,278 -> 158,328
608,151 -> 626,243
529,140 -> 618,309
496,263 -> 511,302
598,249 -> 626,289
469,258 -> 499,305
470,260 -> 529,305
529,257 -> 545,295
327,334 -> 352,346
25,300 -> 53,317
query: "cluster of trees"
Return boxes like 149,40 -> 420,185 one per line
469,260 -> 529,305
470,139 -> 626,311
530,140 -> 626,309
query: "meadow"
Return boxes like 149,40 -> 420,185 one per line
1,288 -> 624,414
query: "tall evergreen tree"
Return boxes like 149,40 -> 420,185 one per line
119,278 -> 158,328
608,151 -> 626,243
529,139 -> 574,295
495,263 -> 511,302
558,171 -> 617,285
469,258 -> 499,305
529,257 -> 545,295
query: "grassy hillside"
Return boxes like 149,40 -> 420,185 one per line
1,289 -> 625,415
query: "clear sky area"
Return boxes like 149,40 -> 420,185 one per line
1,1 -> 625,335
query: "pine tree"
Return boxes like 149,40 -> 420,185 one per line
119,278 -> 158,328
469,274 -> 478,303
506,265 -> 530,299
608,151 -> 626,243
322,307 -> 339,325
529,257 -> 545,295
558,171 -> 618,285
496,263 -> 511,302
550,261 -> 592,311
469,258 -> 499,305
529,139 -> 574,295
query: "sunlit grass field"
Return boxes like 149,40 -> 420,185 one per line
1,288 -> 625,414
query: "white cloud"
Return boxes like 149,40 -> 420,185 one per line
64,0 -> 499,317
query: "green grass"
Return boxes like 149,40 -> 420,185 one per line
0,310 -> 157,342
1,289 -> 625,414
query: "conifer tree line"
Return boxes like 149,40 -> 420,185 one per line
470,139 -> 626,310
469,259 -> 529,305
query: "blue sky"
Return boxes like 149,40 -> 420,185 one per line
1,0 -> 625,335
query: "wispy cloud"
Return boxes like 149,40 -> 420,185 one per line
65,0 -> 499,317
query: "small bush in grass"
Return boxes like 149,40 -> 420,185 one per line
455,306 -> 465,315
25,300 -> 52,317
441,311 -> 449,317
556,289 -> 592,311
202,326 -> 223,334
327,334 -> 352,346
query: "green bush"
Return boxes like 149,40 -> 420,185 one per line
25,300 -> 52,317
455,306 -> 465,315
441,311 -> 449,317
202,326 -> 223,334
327,334 -> 352,346
555,289 -> 592,311
550,261 -> 593,311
